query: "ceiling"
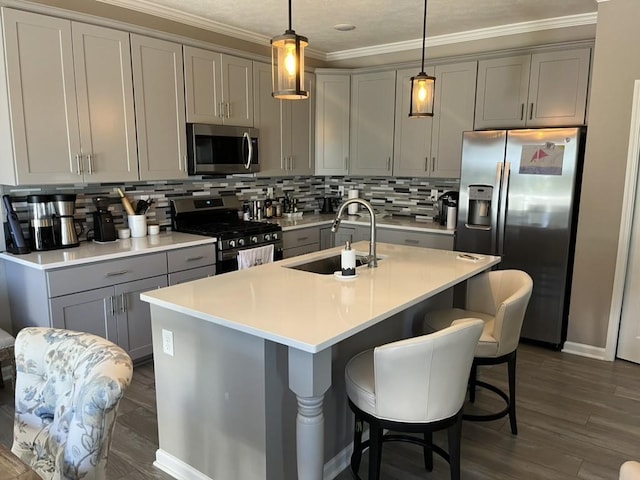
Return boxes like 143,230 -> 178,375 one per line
96,0 -> 599,61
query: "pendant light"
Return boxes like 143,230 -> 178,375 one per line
271,0 -> 309,100
409,0 -> 435,117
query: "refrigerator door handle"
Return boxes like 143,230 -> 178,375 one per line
497,161 -> 511,256
465,223 -> 492,231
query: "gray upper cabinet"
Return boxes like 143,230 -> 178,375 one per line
254,62 -> 314,176
0,9 -> 137,185
283,72 -> 315,175
131,34 -> 188,181
430,61 -> 477,178
475,48 -> 590,129
315,73 -> 350,175
349,70 -> 396,176
393,67 -> 435,177
184,46 -> 253,127
394,61 -> 476,178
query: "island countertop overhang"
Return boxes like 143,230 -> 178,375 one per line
141,242 -> 500,353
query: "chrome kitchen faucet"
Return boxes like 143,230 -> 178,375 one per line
331,198 -> 378,268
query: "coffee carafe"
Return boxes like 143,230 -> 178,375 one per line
27,194 -> 56,251
92,196 -> 117,242
52,194 -> 80,247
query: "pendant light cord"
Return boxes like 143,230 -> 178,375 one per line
288,0 -> 293,32
421,0 -> 427,72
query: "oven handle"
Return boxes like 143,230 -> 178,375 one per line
219,242 -> 283,262
243,132 -> 253,170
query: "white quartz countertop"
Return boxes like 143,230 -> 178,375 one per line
141,242 -> 499,353
269,213 -> 454,235
0,232 -> 215,270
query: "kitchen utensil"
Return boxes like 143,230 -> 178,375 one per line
2,195 -> 29,254
117,188 -> 135,215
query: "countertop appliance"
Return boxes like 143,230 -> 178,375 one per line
52,194 -> 79,247
2,195 -> 29,254
437,191 -> 459,226
92,196 -> 117,243
27,194 -> 56,251
187,123 -> 259,175
171,195 -> 283,274
456,127 -> 586,348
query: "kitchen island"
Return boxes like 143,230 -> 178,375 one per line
141,242 -> 499,480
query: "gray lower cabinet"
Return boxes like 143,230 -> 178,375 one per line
50,275 -> 167,360
377,228 -> 454,250
5,244 -> 216,361
167,244 -> 216,285
283,227 -> 321,258
334,225 -> 370,248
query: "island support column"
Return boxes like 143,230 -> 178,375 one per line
288,347 -> 332,480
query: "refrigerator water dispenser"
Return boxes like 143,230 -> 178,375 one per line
467,185 -> 493,227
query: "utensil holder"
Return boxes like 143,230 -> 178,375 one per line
128,214 -> 147,238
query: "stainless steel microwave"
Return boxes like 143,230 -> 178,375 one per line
187,123 -> 259,175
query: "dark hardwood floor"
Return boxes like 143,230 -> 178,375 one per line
1,343 -> 639,479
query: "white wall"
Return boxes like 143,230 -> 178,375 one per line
567,0 -> 640,349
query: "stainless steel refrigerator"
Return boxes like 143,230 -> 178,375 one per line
456,127 -> 586,348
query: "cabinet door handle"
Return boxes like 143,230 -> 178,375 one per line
387,157 -> 391,170
404,239 -> 420,245
186,255 -> 205,261
75,154 -> 82,175
219,102 -> 225,118
87,153 -> 93,175
520,103 -> 525,121
297,236 -> 309,242
226,102 -> 231,118
529,102 -> 534,120
432,157 -> 436,172
120,293 -> 126,313
109,296 -> 115,316
106,270 -> 129,277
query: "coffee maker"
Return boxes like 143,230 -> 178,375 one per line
27,194 -> 56,251
93,196 -> 117,242
52,194 -> 80,247
437,191 -> 459,226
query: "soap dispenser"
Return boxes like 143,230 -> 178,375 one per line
341,241 -> 356,276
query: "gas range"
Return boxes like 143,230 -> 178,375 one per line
171,196 -> 283,273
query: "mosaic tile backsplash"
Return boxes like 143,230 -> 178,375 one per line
1,176 -> 459,243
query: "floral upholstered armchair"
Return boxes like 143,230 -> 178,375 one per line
11,327 -> 133,480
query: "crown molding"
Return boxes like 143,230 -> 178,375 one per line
326,12 -> 598,61
95,1 -> 596,62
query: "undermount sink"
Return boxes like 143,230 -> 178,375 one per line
286,254 -> 376,275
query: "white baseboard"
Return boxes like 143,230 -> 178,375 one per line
562,341 -> 608,360
323,443 -> 352,480
154,449 -> 213,480
156,444 -> 356,480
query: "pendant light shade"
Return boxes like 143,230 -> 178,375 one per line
409,0 -> 435,117
271,0 -> 308,100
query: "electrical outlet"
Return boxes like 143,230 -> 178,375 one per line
267,187 -> 274,197
430,189 -> 439,200
162,329 -> 174,356
338,186 -> 345,196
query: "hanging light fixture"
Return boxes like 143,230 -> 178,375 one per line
409,0 -> 435,117
271,0 -> 308,100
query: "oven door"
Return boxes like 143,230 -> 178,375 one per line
217,242 -> 284,274
187,123 -> 259,175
